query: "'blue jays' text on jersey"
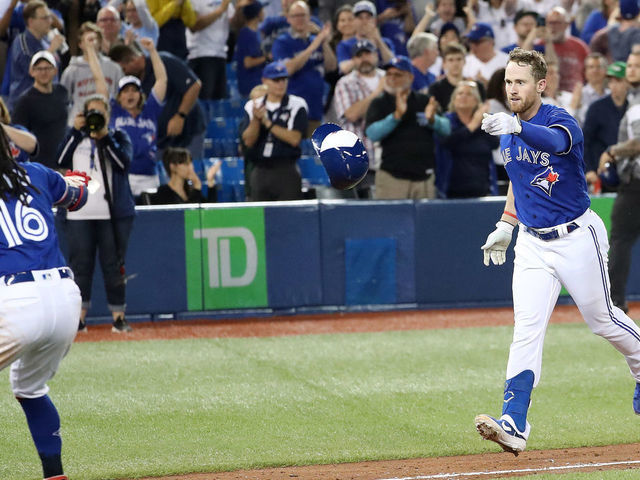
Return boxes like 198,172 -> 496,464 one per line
501,103 -> 590,229
0,162 -> 68,276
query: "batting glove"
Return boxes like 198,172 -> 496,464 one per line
481,221 -> 514,266
63,170 -> 92,187
481,112 -> 522,136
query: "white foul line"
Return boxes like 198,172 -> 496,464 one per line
378,460 -> 640,480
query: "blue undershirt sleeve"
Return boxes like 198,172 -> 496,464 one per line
365,113 -> 400,142
518,121 -> 571,154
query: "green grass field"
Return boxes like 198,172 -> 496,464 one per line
1,323 -> 638,480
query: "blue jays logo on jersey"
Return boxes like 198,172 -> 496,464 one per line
530,166 -> 560,196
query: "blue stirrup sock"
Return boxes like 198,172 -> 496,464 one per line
17,395 -> 64,478
501,369 -> 535,433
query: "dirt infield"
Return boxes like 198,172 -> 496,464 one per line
83,303 -> 640,480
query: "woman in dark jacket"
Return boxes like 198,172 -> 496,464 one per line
436,80 -> 499,198
57,93 -> 135,333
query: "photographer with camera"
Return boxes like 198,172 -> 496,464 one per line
56,93 -> 135,334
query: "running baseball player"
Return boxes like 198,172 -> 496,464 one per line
0,124 -> 89,480
475,48 -> 640,455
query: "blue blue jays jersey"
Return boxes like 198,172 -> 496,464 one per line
0,162 -> 67,276
501,103 -> 590,228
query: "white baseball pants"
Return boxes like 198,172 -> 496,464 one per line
0,268 -> 81,398
508,209 -> 640,385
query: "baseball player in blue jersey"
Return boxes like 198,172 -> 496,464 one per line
0,124 -> 89,479
474,48 -> 640,455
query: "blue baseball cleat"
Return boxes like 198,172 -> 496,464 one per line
634,383 -> 640,415
475,414 -> 529,456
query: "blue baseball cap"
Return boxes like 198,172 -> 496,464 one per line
620,0 -> 639,19
353,0 -> 376,16
466,22 -> 495,42
262,61 -> 289,79
351,39 -> 376,56
382,55 -> 413,73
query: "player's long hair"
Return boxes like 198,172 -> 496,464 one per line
0,127 -> 39,205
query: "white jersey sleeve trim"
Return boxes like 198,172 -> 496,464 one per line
549,123 -> 573,156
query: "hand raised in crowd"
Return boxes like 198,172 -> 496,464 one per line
186,161 -> 202,190
48,30 -> 66,53
206,160 -> 222,188
124,29 -> 137,46
82,30 -> 99,50
138,37 -> 156,52
394,89 -> 409,120
424,96 -> 439,124
469,101 -> 490,131
252,103 -> 267,122
315,23 -> 332,45
73,112 -> 86,132
423,3 -> 436,18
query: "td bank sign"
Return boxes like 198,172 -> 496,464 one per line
185,208 -> 267,310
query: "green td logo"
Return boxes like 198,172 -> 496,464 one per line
185,207 -> 267,310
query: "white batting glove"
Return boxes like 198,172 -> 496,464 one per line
481,221 -> 514,266
481,112 -> 522,136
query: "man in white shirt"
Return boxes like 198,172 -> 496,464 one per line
186,0 -> 236,100
462,22 -> 509,88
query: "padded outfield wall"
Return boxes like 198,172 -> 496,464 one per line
68,196 -> 640,319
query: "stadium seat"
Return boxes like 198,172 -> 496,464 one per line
297,155 -> 330,188
205,157 -> 246,202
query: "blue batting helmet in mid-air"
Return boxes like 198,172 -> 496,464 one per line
311,123 -> 369,190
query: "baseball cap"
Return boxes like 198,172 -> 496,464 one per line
30,50 -> 56,69
620,0 -> 640,19
382,55 -> 413,73
466,22 -> 495,42
351,39 -> 376,56
243,1 -> 265,20
607,61 -> 627,78
262,61 -> 289,79
353,0 -> 376,16
118,75 -> 141,93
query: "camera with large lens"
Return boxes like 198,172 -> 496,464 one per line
84,109 -> 106,133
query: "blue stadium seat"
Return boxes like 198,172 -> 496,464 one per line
206,116 -> 237,138
205,157 -> 246,202
155,160 -> 169,185
297,155 -> 330,187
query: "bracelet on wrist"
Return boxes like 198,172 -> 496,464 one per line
607,148 -> 616,162
503,210 -> 518,221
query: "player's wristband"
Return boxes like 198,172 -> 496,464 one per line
503,210 -> 518,221
607,148 -> 617,162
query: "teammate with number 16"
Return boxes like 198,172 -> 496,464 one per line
0,124 -> 90,480
475,48 -> 640,455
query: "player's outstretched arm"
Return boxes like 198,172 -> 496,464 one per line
481,112 -> 571,154
481,183 -> 518,266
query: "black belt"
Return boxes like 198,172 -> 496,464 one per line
2,267 -> 73,286
525,222 -> 579,241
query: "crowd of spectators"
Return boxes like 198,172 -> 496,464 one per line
0,0 -> 639,206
